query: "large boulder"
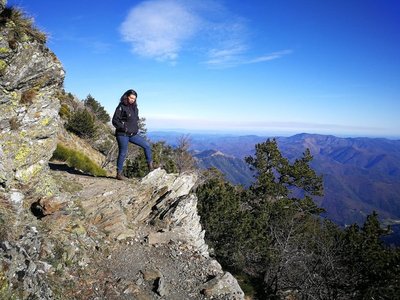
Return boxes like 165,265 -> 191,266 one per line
0,3 -> 64,198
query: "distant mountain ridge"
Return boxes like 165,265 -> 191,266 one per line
277,134 -> 400,226
193,149 -> 254,187
148,131 -> 400,227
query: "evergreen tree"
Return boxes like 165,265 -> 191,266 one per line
83,94 -> 110,123
197,169 -> 249,270
124,141 -> 178,177
197,139 -> 400,299
66,109 -> 96,138
342,212 -> 400,298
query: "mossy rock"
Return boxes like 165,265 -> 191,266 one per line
0,59 -> 7,74
0,47 -> 10,54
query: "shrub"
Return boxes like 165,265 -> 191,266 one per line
0,7 -> 47,45
51,144 -> 106,177
66,109 -> 96,138
123,141 -> 178,178
56,90 -> 75,105
59,104 -> 71,120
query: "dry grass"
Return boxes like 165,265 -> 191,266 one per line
9,116 -> 21,130
20,88 -> 37,105
0,7 -> 47,47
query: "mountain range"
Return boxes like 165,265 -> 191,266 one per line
149,131 -> 400,230
193,149 -> 254,187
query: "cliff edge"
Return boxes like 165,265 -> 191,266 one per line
0,2 -> 244,299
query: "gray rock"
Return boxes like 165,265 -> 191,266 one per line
0,5 -> 64,195
0,0 -> 5,13
202,272 -> 245,299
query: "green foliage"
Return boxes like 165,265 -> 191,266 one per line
83,94 -> 110,123
151,141 -> 178,173
59,103 -> 71,120
197,169 -> 247,269
138,117 -> 148,135
51,144 -> 106,177
246,139 -> 323,201
56,90 -> 75,106
342,212 -> 400,298
197,138 -> 400,299
0,59 -> 6,75
0,7 -> 47,47
246,139 -> 323,214
124,141 -> 178,178
125,156 -> 148,178
0,271 -> 19,300
66,109 -> 96,138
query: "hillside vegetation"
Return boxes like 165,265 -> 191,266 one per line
196,139 -> 400,299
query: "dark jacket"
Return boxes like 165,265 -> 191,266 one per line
112,102 -> 139,136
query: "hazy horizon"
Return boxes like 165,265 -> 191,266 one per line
147,128 -> 400,140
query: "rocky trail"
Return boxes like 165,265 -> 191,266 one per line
0,165 -> 244,299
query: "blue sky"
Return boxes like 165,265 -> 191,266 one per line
7,0 -> 400,138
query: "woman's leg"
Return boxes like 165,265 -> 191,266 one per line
129,135 -> 152,164
116,135 -> 129,173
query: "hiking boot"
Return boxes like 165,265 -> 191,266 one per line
116,172 -> 127,180
147,161 -> 154,171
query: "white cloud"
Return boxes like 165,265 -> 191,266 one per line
120,0 -> 291,66
120,0 -> 200,62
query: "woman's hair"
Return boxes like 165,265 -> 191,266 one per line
120,89 -> 138,106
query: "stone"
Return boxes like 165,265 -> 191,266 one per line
0,7 -> 64,194
156,275 -> 167,297
202,272 -> 245,299
141,269 -> 161,281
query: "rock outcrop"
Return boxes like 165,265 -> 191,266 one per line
0,1 -> 64,196
0,1 -> 244,299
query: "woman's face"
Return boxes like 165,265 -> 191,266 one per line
128,94 -> 137,104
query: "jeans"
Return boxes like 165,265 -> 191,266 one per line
116,134 -> 152,173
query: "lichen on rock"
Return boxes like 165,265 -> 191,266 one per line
0,0 -> 64,194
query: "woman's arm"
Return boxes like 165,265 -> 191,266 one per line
112,104 -> 126,132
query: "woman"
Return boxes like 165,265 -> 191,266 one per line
112,89 -> 153,180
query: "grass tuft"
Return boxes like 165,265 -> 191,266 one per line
51,144 -> 107,177
20,88 -> 37,105
9,116 -> 21,130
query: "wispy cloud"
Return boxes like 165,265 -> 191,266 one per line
120,0 -> 291,66
245,50 -> 293,64
205,49 -> 292,68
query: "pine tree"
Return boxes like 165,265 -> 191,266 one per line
83,94 -> 110,123
66,109 -> 96,138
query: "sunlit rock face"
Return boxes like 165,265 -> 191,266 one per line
0,0 -> 64,196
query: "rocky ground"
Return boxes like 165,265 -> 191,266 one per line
1,164 -> 244,299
